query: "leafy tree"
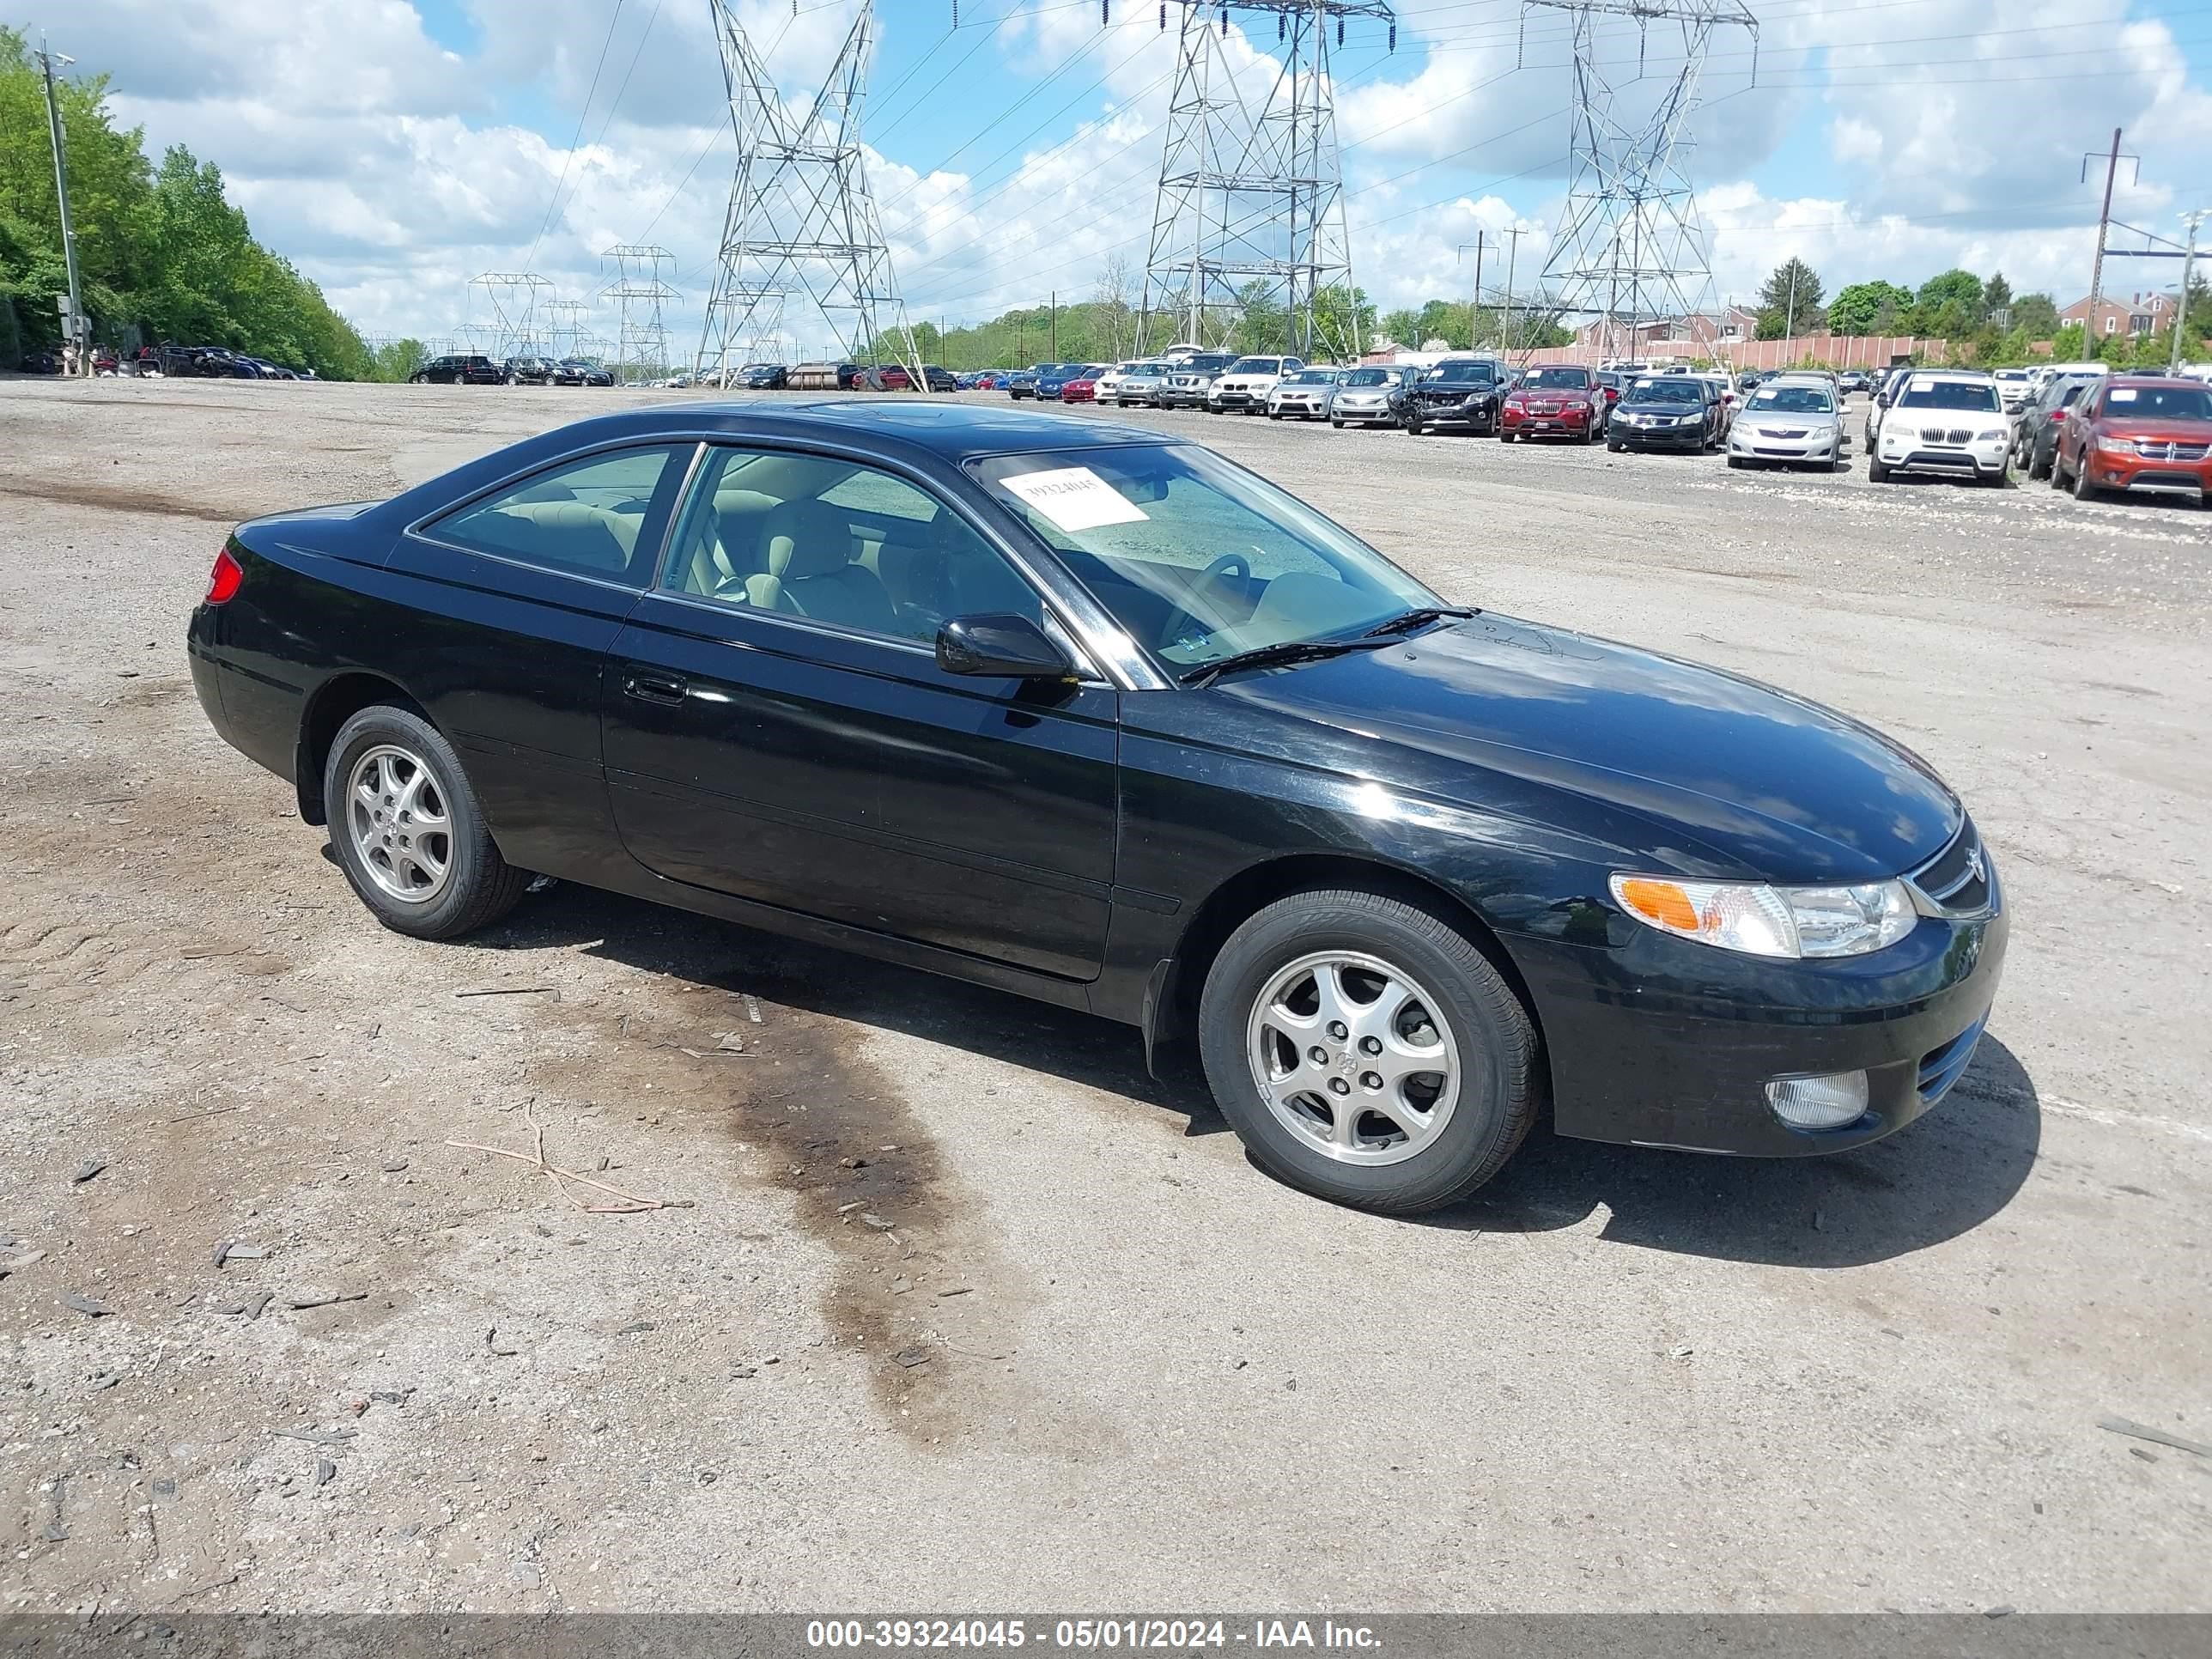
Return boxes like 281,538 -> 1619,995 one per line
1757,257 -> 1825,331
1231,279 -> 1289,355
1828,280 -> 1914,335
371,339 -> 428,381
1982,271 -> 2013,319
0,28 -> 369,375
1378,308 -> 1422,349
2050,321 -> 2087,360
2010,292 -> 2060,338
1308,283 -> 1376,359
1916,268 -> 1984,322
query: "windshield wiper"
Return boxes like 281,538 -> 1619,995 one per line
1362,605 -> 1479,639
1178,635 -> 1395,690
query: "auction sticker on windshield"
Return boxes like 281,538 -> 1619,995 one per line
1000,466 -> 1152,532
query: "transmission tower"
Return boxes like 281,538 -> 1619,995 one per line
1523,0 -> 1757,361
469,272 -> 552,358
541,298 -> 588,360
601,245 -> 679,383
1138,2 -> 1394,362
695,0 -> 924,389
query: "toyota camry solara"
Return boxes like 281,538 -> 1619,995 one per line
187,401 -> 2007,1215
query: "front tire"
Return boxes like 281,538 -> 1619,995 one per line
1198,889 -> 1540,1215
323,706 -> 531,940
1869,458 -> 1889,483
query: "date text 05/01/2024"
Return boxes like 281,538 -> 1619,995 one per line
804,1619 -> 1382,1650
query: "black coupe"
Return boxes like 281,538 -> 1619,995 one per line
187,402 -> 2006,1214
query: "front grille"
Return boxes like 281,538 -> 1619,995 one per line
1917,1017 -> 1986,1104
1762,427 -> 1808,439
2134,440 -> 2210,462
1909,816 -> 1993,915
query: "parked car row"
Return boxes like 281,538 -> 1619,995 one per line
1864,362 -> 2211,504
410,353 -> 614,386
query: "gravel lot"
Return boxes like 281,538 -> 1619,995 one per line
1,377 -> 2206,1614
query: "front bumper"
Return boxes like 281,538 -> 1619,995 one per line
1731,426 -> 1843,462
1503,404 -> 1594,435
1514,890 -> 2009,1157
1060,386 -> 1097,404
2080,450 -> 2212,498
1208,388 -> 1267,410
1406,400 -> 1495,431
1612,420 -> 1705,448
1332,399 -> 1392,423
1269,397 -> 1329,417
1158,386 -> 1211,408
1880,441 -> 2006,479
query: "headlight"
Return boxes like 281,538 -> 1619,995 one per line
1609,873 -> 1917,959
2094,434 -> 2135,455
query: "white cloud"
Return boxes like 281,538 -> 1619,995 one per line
46,0 -> 2212,352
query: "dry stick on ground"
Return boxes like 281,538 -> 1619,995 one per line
446,1103 -> 693,1213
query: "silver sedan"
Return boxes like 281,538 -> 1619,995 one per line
1327,365 -> 1407,428
1725,382 -> 1849,472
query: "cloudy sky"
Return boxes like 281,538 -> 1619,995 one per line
45,0 -> 2212,357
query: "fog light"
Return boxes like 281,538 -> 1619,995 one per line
1765,1070 -> 1869,1130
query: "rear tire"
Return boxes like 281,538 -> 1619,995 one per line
323,706 -> 531,940
1198,889 -> 1540,1215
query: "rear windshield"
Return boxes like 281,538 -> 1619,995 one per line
2101,383 -> 2212,420
1625,379 -> 1705,404
1747,386 -> 1835,414
1898,380 -> 2000,412
1425,360 -> 1499,383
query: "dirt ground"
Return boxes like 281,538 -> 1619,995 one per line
0,378 -> 2206,1614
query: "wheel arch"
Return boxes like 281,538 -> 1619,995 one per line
295,672 -> 429,825
1147,852 -> 1548,1092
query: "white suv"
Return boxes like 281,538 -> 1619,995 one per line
1207,356 -> 1302,414
1869,371 -> 2012,486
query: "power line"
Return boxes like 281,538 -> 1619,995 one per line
524,0 -> 626,276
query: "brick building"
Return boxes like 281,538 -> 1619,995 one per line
2061,291 -> 2179,339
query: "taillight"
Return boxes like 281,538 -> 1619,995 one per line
2047,409 -> 2066,422
206,545 -> 244,605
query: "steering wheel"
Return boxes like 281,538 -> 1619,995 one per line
1158,552 -> 1251,652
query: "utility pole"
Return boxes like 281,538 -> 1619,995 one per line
1784,262 -> 1800,342
34,38 -> 87,376
1500,228 -> 1524,353
2174,209 -> 2207,376
1050,290 -> 1057,360
2081,128 -> 2137,318
1456,235 -> 1487,349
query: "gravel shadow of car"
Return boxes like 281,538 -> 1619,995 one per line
1435,1035 -> 2041,1267
462,884 -> 2033,1261
477,881 -> 1235,1138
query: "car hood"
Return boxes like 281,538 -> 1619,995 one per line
1213,616 -> 1960,883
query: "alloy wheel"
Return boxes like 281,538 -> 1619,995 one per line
345,744 -> 454,903
1244,951 -> 1461,1166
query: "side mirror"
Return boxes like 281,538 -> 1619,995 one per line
936,614 -> 1073,681
1875,392 -> 1890,408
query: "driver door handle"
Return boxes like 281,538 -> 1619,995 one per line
623,668 -> 688,706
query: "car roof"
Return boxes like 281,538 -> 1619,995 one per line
462,399 -> 1185,471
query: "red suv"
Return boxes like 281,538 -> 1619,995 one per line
1500,365 -> 1602,442
2053,375 -> 2212,506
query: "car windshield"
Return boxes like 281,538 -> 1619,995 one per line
1424,360 -> 1498,384
2101,383 -> 2212,420
1341,368 -> 1395,386
1748,386 -> 1835,414
1228,357 -> 1282,374
1898,380 -> 2001,412
970,445 -> 1438,673
1625,379 -> 1704,404
1287,369 -> 1334,385
1522,368 -> 1590,390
